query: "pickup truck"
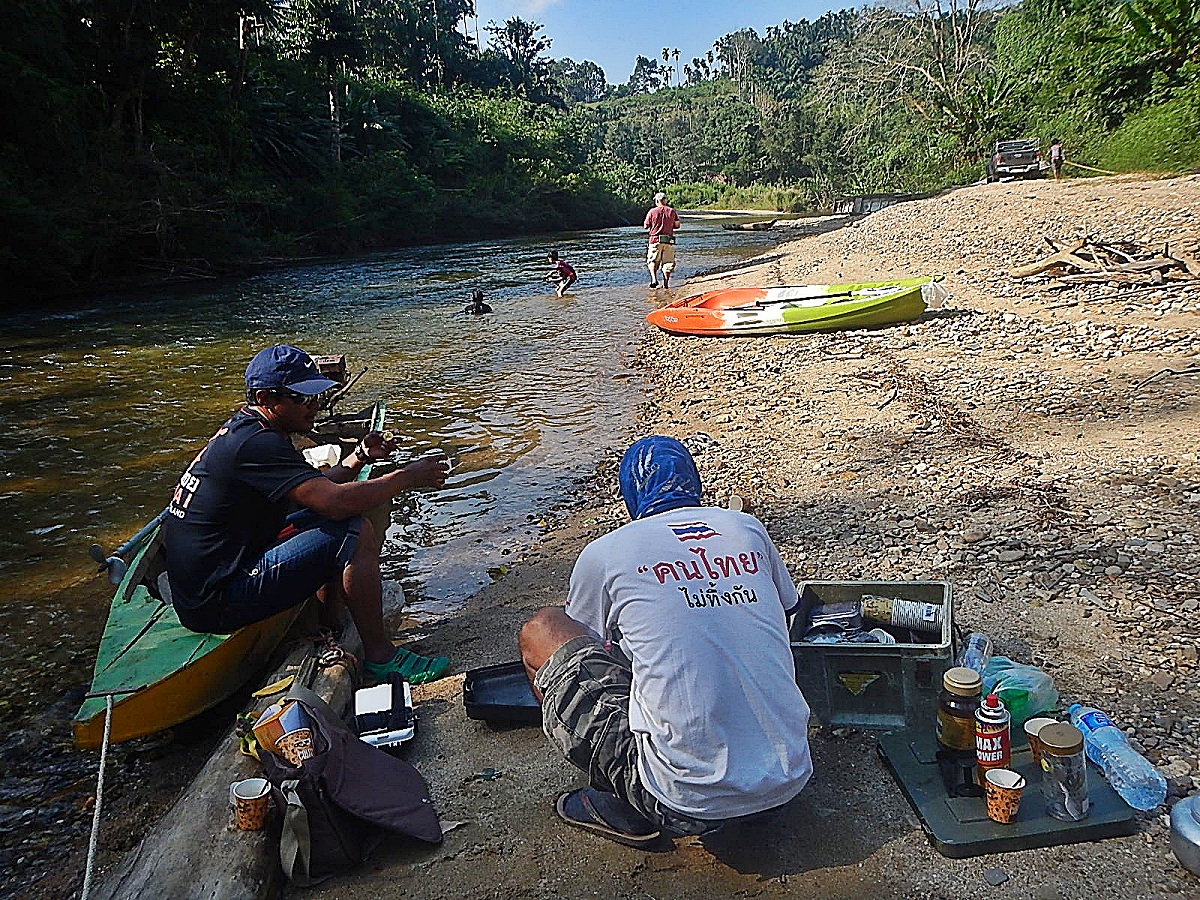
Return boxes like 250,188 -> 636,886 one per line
986,139 -> 1042,181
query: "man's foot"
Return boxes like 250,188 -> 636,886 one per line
556,788 -> 662,848
363,647 -> 450,686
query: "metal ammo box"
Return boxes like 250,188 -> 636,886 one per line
789,580 -> 953,730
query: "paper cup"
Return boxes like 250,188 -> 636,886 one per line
1023,717 -> 1058,765
984,768 -> 1026,824
276,727 -> 315,766
232,778 -> 270,831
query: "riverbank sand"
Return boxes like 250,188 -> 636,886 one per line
74,173 -> 1200,900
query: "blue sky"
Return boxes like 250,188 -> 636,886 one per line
469,0 -> 840,86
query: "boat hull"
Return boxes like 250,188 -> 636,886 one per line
646,277 -> 938,337
73,548 -> 302,748
73,401 -> 386,749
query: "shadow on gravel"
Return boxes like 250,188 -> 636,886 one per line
700,732 -> 910,879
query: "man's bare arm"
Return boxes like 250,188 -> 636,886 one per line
290,454 -> 448,520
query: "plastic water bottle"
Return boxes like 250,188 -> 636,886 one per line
1068,703 -> 1167,811
956,632 -> 993,674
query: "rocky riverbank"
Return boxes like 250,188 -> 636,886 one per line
313,173 -> 1199,900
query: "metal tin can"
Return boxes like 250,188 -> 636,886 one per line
1039,722 -> 1090,821
937,667 -> 983,753
1170,793 -> 1200,876
975,692 -> 1012,774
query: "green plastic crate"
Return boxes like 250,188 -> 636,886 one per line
789,580 -> 953,730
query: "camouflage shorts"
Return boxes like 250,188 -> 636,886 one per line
534,635 -> 719,836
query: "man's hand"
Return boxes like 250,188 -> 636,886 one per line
358,429 -> 398,462
397,452 -> 450,490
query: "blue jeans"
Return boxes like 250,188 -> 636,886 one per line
205,510 -> 361,633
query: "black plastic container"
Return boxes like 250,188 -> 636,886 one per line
463,661 -> 541,725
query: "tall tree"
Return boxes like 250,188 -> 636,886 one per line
552,58 -> 609,103
485,16 -> 560,104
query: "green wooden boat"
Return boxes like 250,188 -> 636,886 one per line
73,401 -> 386,749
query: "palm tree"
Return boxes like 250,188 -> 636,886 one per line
661,47 -> 670,84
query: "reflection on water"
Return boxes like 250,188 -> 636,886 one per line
0,221 -> 779,668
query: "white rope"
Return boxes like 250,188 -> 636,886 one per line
80,695 -> 114,900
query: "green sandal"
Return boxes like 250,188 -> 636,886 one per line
364,647 -> 451,686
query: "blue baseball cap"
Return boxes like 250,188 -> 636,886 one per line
245,345 -> 339,395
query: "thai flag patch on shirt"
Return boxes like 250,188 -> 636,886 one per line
668,522 -> 720,541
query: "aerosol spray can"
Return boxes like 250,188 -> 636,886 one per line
975,692 -> 1012,777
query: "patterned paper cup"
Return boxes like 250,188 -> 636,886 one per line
232,778 -> 271,831
276,728 -> 315,766
984,768 -> 1027,824
1023,717 -> 1058,766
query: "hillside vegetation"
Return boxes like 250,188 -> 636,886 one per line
3,0 -> 1196,299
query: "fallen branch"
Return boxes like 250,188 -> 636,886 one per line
1135,367 -> 1200,389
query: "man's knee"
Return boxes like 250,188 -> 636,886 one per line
520,607 -> 589,670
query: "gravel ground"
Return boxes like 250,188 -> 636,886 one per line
295,173 -> 1200,900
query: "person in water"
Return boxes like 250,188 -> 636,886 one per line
545,250 -> 578,297
465,289 -> 493,315
519,436 -> 812,847
643,191 -> 680,289
162,344 -> 452,684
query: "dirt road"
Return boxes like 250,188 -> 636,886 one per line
283,174 -> 1200,900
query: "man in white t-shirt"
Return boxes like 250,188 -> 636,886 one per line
519,436 -> 812,847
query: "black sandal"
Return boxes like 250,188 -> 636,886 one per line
555,788 -> 661,848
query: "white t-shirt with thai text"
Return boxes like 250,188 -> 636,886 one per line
565,506 -> 813,819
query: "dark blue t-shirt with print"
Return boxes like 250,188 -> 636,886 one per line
164,408 -> 321,612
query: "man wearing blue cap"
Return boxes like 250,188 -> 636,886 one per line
518,436 -> 812,847
163,345 -> 451,684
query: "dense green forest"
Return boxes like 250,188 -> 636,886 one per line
3,0 -> 1196,299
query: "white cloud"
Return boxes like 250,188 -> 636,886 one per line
513,0 -> 563,16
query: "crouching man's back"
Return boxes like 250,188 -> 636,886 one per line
521,435 -> 811,846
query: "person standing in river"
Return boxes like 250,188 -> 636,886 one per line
644,191 -> 681,289
163,344 -> 452,684
546,250 -> 578,297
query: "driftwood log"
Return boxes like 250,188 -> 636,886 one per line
92,611 -> 363,900
1009,236 -> 1198,285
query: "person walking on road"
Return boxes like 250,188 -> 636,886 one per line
644,191 -> 681,289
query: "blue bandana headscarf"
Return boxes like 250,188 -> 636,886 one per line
618,436 -> 703,520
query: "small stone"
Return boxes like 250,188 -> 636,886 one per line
998,549 -> 1026,562
961,526 -> 988,544
1182,598 -> 1199,613
1161,759 -> 1193,779
983,868 -> 1009,887
1167,775 -> 1194,798
1149,672 -> 1175,691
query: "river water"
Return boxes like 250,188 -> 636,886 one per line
0,219 -> 780,698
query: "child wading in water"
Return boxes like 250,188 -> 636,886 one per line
546,250 -> 577,297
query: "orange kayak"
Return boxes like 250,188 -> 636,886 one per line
646,277 -> 943,336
